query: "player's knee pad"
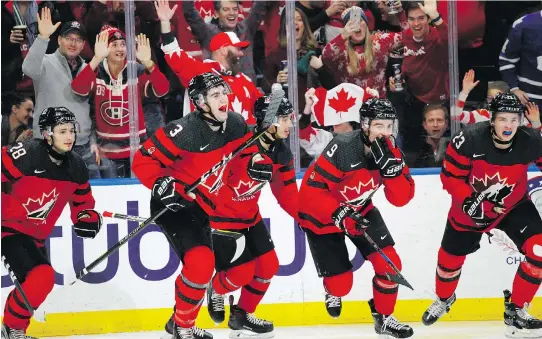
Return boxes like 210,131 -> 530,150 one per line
183,246 -> 215,284
324,271 -> 353,297
24,264 -> 55,307
254,249 -> 279,279
521,234 -> 542,279
223,260 -> 256,288
436,247 -> 465,281
368,246 -> 402,276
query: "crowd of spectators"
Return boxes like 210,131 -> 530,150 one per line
2,0 -> 541,177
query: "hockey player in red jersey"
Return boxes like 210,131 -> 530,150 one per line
201,96 -> 298,338
1,107 -> 102,338
298,99 -> 415,339
422,93 -> 542,338
155,0 -> 262,124
132,72 -> 252,339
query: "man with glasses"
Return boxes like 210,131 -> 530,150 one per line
23,7 -> 109,179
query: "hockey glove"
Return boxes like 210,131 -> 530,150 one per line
332,205 -> 370,236
74,209 -> 103,239
462,192 -> 486,221
152,176 -> 195,212
247,153 -> 273,182
370,136 -> 405,179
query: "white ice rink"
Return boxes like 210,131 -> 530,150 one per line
43,321 -> 542,339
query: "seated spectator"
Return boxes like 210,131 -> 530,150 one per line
389,0 -> 448,154
407,103 -> 450,168
263,8 -> 334,110
322,5 -> 403,99
1,93 -> 34,146
454,69 -> 541,129
157,0 -> 262,124
72,29 -> 169,178
181,0 -> 272,83
499,9 -> 542,107
23,8 -> 107,179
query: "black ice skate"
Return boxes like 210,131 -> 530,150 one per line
421,293 -> 456,326
173,324 -> 213,339
325,293 -> 342,318
369,299 -> 413,338
207,284 -> 225,324
504,289 -> 542,338
165,306 -> 175,334
228,296 -> 274,338
1,324 -> 37,339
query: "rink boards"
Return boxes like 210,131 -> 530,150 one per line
2,172 -> 542,337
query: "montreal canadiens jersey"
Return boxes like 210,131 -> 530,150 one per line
298,130 -> 415,235
132,111 -> 251,215
441,121 -> 542,232
210,140 -> 299,230
1,139 -> 95,242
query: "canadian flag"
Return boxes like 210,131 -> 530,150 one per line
311,83 -> 378,127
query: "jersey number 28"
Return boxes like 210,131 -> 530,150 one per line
8,142 -> 27,159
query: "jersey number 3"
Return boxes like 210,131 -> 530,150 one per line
9,142 -> 27,159
452,131 -> 465,149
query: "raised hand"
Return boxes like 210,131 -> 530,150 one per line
136,33 -> 153,68
419,0 -> 439,20
37,7 -> 61,39
525,102 -> 540,126
154,0 -> 178,22
94,31 -> 111,61
462,70 -> 479,94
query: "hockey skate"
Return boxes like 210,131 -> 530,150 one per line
228,296 -> 274,338
172,324 -> 213,339
368,299 -> 413,338
325,293 -> 342,318
1,324 -> 37,339
504,290 -> 542,338
207,284 -> 225,324
421,293 -> 456,326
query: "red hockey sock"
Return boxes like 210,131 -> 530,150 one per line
174,246 -> 214,328
367,246 -> 402,315
435,247 -> 466,300
511,262 -> 542,307
238,250 -> 279,313
3,264 -> 55,331
323,271 -> 353,297
213,260 -> 256,295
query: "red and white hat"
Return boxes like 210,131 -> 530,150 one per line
209,32 -> 250,52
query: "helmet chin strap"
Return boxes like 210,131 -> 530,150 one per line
44,129 -> 72,162
200,103 -> 226,132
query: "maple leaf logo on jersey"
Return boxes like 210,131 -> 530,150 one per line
328,88 -> 357,117
340,178 -> 378,207
471,173 -> 515,206
22,189 -> 59,220
231,96 -> 249,120
233,180 -> 265,199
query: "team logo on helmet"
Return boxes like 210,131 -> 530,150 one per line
100,101 -> 130,126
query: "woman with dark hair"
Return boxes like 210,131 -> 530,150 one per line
263,8 -> 334,110
1,93 -> 34,146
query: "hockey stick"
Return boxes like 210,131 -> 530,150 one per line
2,255 -> 46,322
349,185 -> 414,291
69,89 -> 285,285
102,211 -> 247,263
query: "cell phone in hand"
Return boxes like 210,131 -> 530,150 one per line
314,48 -> 322,57
349,6 -> 362,26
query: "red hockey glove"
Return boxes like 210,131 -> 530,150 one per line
152,176 -> 195,212
332,205 -> 370,236
74,209 -> 103,239
247,153 -> 273,182
371,136 -> 405,179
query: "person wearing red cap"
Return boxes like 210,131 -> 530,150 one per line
71,28 -> 170,177
155,0 -> 262,125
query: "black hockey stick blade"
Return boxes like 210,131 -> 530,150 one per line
260,88 -> 286,130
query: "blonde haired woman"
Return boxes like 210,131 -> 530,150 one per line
322,6 -> 403,98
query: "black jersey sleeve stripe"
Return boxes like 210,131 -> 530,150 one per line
444,153 -> 470,171
314,164 -> 342,183
441,168 -> 468,180
1,165 -> 16,181
307,179 -> 329,190
283,178 -> 296,186
279,164 -> 294,172
150,134 -> 178,163
74,185 -> 91,196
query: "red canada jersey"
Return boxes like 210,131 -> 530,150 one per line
72,62 -> 169,159
298,130 -> 415,235
161,38 -> 262,125
132,111 -> 251,215
210,140 -> 299,230
1,140 -> 95,242
441,122 -> 542,233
